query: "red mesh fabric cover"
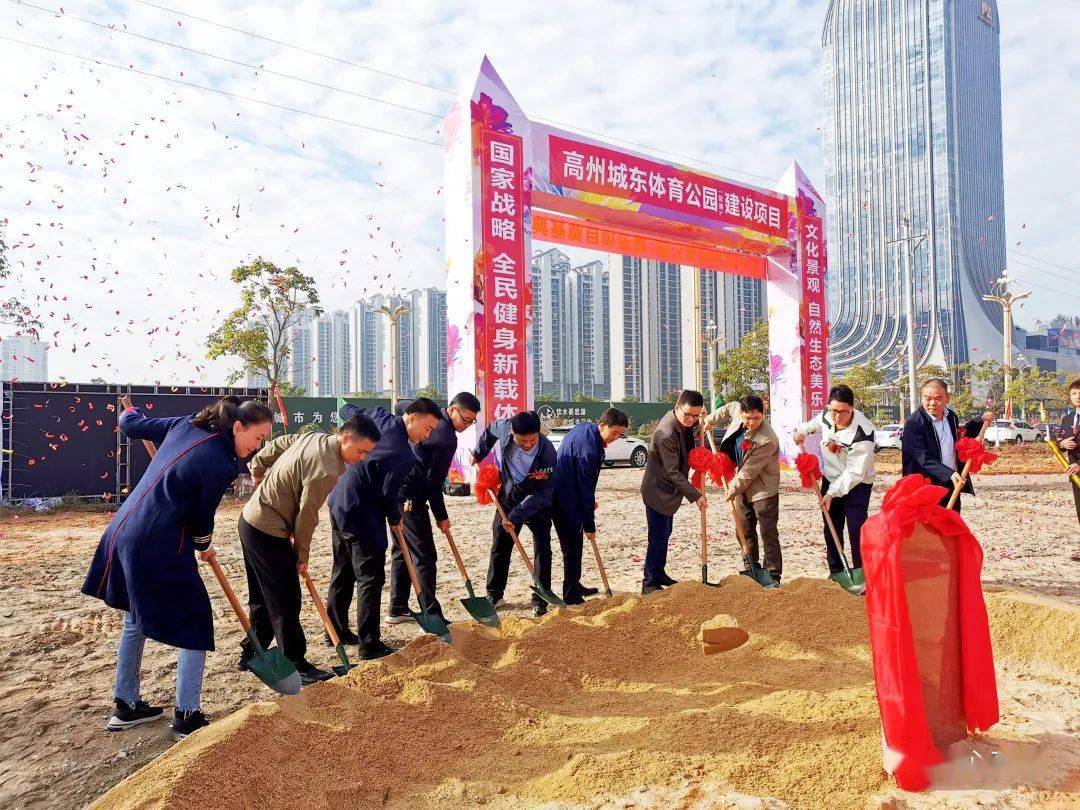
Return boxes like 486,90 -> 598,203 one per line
861,474 -> 999,791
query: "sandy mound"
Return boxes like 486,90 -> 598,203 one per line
91,577 -> 1079,809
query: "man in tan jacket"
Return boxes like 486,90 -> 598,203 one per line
238,413 -> 379,683
706,395 -> 783,584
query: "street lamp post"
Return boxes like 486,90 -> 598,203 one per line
701,319 -> 724,410
375,302 -> 411,411
886,216 -> 927,416
981,272 -> 1030,433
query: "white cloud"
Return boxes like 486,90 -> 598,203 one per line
0,0 -> 1072,384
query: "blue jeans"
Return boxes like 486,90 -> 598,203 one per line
644,506 -> 674,584
114,612 -> 205,712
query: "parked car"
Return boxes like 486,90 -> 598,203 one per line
983,420 -> 1041,445
875,424 -> 903,450
546,425 -> 649,468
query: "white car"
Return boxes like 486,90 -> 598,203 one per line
983,420 -> 1041,445
875,424 -> 903,450
546,426 -> 649,468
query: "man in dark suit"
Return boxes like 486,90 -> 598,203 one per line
1057,378 -> 1080,559
901,378 -> 993,512
386,392 -> 482,626
639,390 -> 707,595
472,411 -> 558,617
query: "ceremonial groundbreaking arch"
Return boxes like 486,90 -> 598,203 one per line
444,58 -> 828,479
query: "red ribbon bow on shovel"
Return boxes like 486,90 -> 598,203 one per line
474,464 -> 502,505
689,446 -> 713,490
955,438 -> 998,474
795,453 -> 823,489
710,452 -> 736,488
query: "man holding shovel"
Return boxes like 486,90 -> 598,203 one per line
901,378 -> 993,512
239,413 -> 380,684
705,395 -> 783,585
552,408 -> 630,603
794,384 -> 876,579
639,390 -> 708,595
1055,378 -> 1080,560
386,392 -> 482,625
472,410 -> 559,617
326,399 -> 443,659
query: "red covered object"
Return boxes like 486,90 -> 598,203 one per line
861,474 -> 999,791
709,452 -> 736,488
794,452 -> 822,489
688,445 -> 712,490
474,464 -> 502,506
955,437 -> 997,474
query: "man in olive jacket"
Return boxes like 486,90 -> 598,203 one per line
639,390 -> 708,595
707,395 -> 783,584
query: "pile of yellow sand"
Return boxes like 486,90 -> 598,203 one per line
91,577 -> 1079,809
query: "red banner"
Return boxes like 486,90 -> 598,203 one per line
549,134 -> 787,239
799,215 -> 828,415
480,130 -> 529,420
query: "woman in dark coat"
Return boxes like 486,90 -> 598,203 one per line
82,395 -> 273,740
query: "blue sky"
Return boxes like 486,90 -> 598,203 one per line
0,0 -> 1076,384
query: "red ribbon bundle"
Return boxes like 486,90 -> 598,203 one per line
955,437 -> 997,474
710,451 -> 736,488
795,452 -> 823,489
474,464 -> 502,505
688,445 -> 713,490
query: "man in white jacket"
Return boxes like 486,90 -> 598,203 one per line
794,384 -> 876,576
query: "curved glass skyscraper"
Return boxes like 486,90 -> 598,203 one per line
822,0 -> 1006,374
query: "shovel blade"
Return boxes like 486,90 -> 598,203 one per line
829,571 -> 866,596
460,596 -> 501,627
530,582 -> 567,609
850,567 -> 865,587
331,643 -> 353,676
411,609 -> 452,643
740,559 -> 780,589
248,648 -> 302,695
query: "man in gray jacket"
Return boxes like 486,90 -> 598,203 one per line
707,395 -> 783,584
639,390 -> 707,595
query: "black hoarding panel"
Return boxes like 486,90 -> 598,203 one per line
8,389 -> 120,500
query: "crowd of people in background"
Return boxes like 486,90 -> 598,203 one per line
79,375 -> 1080,740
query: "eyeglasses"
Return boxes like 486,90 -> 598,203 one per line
451,408 -> 477,426
827,407 -> 853,416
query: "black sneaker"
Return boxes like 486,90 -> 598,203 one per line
324,629 -> 360,646
580,586 -> 600,597
487,594 -> 504,609
358,641 -> 395,661
236,653 -> 252,672
532,603 -> 548,618
657,573 -> 678,587
295,659 -> 334,684
170,708 -> 209,741
563,593 -> 586,606
107,698 -> 164,731
641,580 -> 664,596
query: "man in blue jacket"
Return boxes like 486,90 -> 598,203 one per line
901,378 -> 993,512
387,392 -> 482,625
471,410 -> 558,617
552,408 -> 630,604
325,398 -> 441,659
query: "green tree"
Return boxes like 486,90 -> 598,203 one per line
416,385 -> 443,400
0,226 -> 43,338
536,392 -> 557,403
205,259 -> 321,394
835,358 -> 886,412
621,395 -> 640,403
661,388 -> 680,404
713,318 -> 769,401
572,391 -> 598,402
346,390 -> 381,399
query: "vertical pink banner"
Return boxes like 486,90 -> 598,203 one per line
480,130 -> 529,420
799,215 -> 828,416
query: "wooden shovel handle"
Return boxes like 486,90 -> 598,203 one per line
206,556 -> 252,634
814,480 -> 846,557
488,490 -> 534,575
439,525 -> 472,584
946,418 -> 991,510
586,532 -> 611,596
301,569 -> 340,647
392,523 -> 425,599
698,430 -> 708,565
706,431 -> 753,559
119,394 -> 158,460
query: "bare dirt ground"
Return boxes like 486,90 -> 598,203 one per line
0,463 -> 1077,808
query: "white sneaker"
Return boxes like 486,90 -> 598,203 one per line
384,612 -> 414,626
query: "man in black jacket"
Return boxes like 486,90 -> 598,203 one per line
1057,378 -> 1080,559
386,392 -> 481,625
472,411 -> 558,617
901,378 -> 993,512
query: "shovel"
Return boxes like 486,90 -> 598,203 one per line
814,481 -> 866,595
391,523 -> 452,642
697,434 -> 721,587
439,524 -> 500,627
946,418 -> 993,510
586,531 -> 613,599
486,490 -> 567,609
300,569 -> 353,675
706,432 -> 777,589
206,556 -> 302,695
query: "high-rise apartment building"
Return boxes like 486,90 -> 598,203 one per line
565,260 -> 611,400
411,287 -> 447,397
531,248 -> 571,398
348,300 -> 382,395
0,334 -> 48,382
284,310 -> 315,396
822,0 -> 1006,374
309,311 -> 350,397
